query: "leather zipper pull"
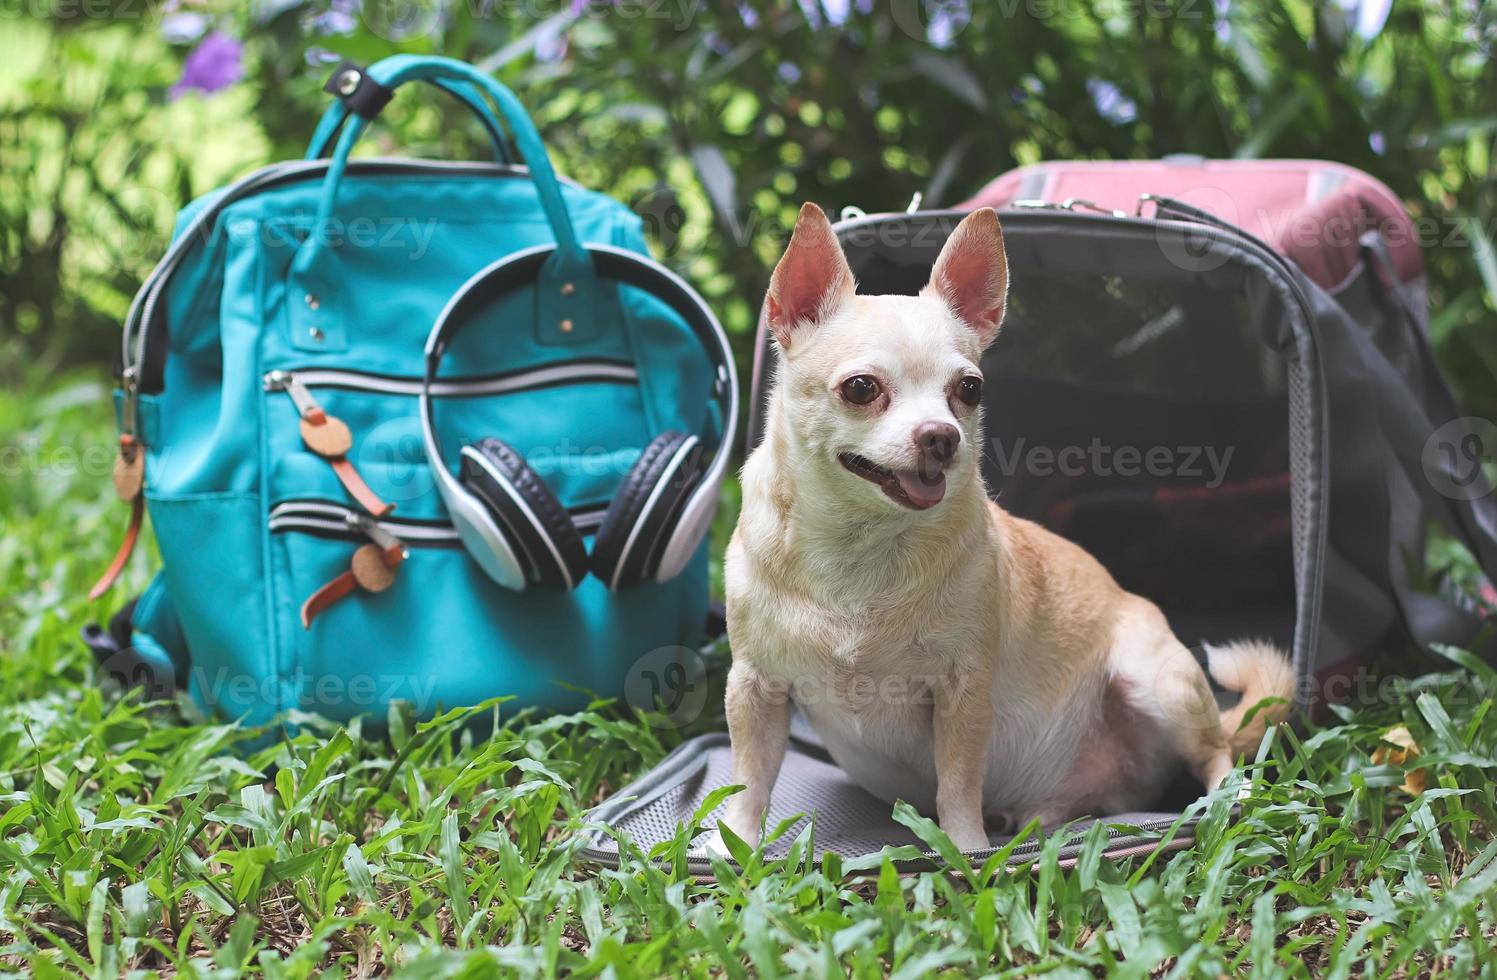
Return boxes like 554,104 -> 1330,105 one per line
112,433 -> 145,501
90,436 -> 146,600
267,371 -> 394,517
299,514 -> 407,627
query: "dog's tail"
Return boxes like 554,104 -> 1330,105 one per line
1204,639 -> 1296,759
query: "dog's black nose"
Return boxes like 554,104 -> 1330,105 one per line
914,421 -> 960,464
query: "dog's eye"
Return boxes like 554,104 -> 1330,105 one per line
840,375 -> 882,406
957,376 -> 983,406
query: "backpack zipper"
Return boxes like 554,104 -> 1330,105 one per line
269,500 -> 607,540
262,360 -> 638,400
269,502 -> 458,546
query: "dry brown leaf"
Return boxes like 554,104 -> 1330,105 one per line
1372,725 -> 1428,795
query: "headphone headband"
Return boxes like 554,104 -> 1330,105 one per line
421,243 -> 738,588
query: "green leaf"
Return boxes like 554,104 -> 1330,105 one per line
343,842 -> 377,905
1417,691 -> 1463,748
890,800 -> 974,882
715,817 -> 754,870
440,813 -> 470,929
692,783 -> 744,825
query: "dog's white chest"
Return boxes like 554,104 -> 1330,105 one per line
747,595 -> 1095,818
749,608 -> 946,806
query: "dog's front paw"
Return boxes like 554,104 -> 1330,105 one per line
703,826 -> 733,858
941,820 -> 992,853
702,805 -> 759,859
703,820 -> 754,859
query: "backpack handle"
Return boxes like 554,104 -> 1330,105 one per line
304,64 -> 513,164
289,55 -> 595,352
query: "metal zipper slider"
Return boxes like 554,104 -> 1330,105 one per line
1059,197 -> 1129,219
345,512 -> 408,558
299,518 -> 406,627
264,370 -> 328,424
121,366 -> 139,440
1012,198 -> 1131,218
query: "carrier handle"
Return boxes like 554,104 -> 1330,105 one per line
290,55 -> 595,349
304,62 -> 513,164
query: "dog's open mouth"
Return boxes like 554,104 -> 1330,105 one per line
838,453 -> 947,510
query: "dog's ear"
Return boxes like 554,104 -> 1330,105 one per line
766,202 -> 855,350
923,208 -> 1008,348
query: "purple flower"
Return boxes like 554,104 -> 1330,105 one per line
309,0 -> 359,35
1087,78 -> 1138,125
170,31 -> 243,100
926,1 -> 971,48
535,21 -> 568,62
1369,131 -> 1387,155
1213,0 -> 1231,44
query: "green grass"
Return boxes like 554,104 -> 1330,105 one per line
2,371 -> 1495,978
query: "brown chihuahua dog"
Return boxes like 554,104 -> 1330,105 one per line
714,204 -> 1293,852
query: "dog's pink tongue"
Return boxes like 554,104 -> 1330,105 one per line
895,470 -> 946,508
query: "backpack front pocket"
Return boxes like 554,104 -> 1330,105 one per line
262,361 -> 652,514
265,490 -> 683,722
259,358 -> 701,723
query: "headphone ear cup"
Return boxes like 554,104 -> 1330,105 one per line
459,438 -> 589,590
590,431 -> 705,591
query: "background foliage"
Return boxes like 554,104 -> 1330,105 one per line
1,0 -> 1494,416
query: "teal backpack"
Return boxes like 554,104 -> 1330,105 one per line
84,55 -> 738,726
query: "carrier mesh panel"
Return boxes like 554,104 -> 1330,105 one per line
584,735 -> 1193,866
844,252 -> 1298,648
1286,357 -> 1317,678
616,739 -> 923,858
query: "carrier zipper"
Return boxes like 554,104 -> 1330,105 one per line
1010,197 -> 1130,218
261,361 -> 638,400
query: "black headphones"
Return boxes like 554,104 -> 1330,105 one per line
421,243 -> 738,592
